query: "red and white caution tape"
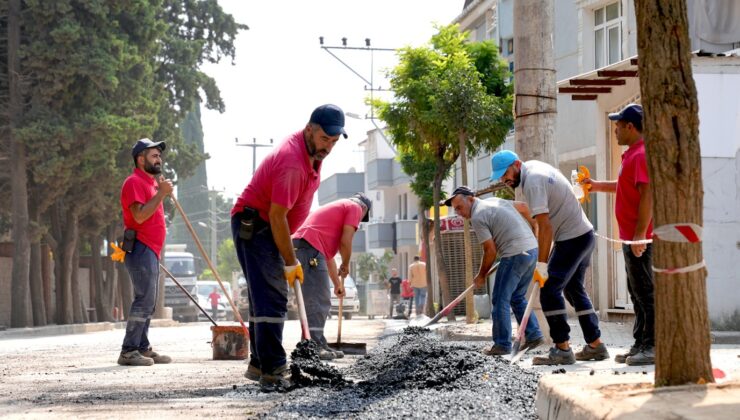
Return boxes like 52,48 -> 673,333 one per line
595,232 -> 652,245
652,259 -> 706,275
653,223 -> 703,243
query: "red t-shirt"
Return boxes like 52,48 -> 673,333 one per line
121,168 -> 166,259
401,279 -> 414,298
231,130 -> 321,233
208,292 -> 221,306
615,140 -> 653,240
292,199 -> 363,258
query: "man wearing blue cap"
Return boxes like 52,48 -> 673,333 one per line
291,193 -> 371,360
231,104 -> 346,390
118,138 -> 173,366
583,104 -> 655,366
489,150 -> 607,365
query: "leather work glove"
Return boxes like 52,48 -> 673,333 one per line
284,262 -> 304,287
576,165 -> 592,204
110,242 -> 126,263
534,261 -> 549,288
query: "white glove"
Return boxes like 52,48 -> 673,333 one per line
535,262 -> 549,283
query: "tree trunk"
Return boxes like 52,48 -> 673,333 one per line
92,233 -> 114,322
433,162 -> 453,321
419,204 -> 435,318
513,0 -> 557,165
42,243 -> 54,324
51,203 -> 75,325
30,241 -> 47,326
634,0 -> 713,387
458,131 -> 475,323
8,0 -> 33,328
71,240 -> 88,323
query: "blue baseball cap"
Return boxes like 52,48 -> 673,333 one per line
608,103 -> 643,126
310,104 -> 348,139
131,138 -> 166,158
490,150 -> 519,182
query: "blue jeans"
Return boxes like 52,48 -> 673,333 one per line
121,240 -> 159,353
413,287 -> 427,315
293,239 -> 330,347
232,214 -> 288,374
491,248 -> 543,350
540,230 -> 601,344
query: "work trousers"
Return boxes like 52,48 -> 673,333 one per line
121,240 -> 159,353
491,248 -> 543,350
623,244 -> 655,348
293,238 -> 331,348
232,214 -> 288,375
389,293 -> 401,317
540,230 -> 601,344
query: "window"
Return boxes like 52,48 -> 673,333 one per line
594,2 -> 622,68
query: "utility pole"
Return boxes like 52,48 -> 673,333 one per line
210,191 -> 217,267
235,137 -> 273,175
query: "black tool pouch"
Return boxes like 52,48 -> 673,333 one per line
239,207 -> 259,241
122,229 -> 137,253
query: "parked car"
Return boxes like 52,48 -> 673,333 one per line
235,276 -> 249,321
195,280 -> 233,322
329,276 -> 360,320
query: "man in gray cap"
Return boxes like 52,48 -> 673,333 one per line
291,193 -> 371,359
583,103 -> 655,366
118,138 -> 173,366
444,186 -> 544,356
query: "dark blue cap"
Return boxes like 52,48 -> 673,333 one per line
132,138 -> 166,158
352,192 -> 372,222
442,186 -> 475,207
608,103 -> 643,126
310,104 -> 348,139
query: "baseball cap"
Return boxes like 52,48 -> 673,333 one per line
441,186 -> 475,207
352,192 -> 372,222
131,138 -> 166,158
310,104 -> 348,139
608,103 -> 643,126
489,150 -> 519,182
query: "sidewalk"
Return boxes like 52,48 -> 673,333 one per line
433,318 -> 740,419
0,318 -> 180,340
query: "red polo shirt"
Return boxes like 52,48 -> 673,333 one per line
615,139 -> 653,240
121,168 -> 166,258
231,130 -> 322,233
292,199 -> 363,258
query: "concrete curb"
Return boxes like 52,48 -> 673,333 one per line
0,318 -> 181,340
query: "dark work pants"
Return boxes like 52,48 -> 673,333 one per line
121,241 -> 159,353
540,230 -> 601,344
623,244 -> 655,348
232,215 -> 288,375
293,239 -> 331,347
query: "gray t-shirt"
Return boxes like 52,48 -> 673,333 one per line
470,198 -> 538,257
520,160 -> 593,242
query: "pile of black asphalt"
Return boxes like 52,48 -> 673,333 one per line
243,326 -> 540,419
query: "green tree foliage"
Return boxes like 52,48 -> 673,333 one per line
217,239 -> 241,281
356,250 -> 394,284
373,24 -> 512,314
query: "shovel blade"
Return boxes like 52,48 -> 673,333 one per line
409,314 -> 431,327
327,342 -> 367,355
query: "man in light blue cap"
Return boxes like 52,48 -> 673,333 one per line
489,150 -> 607,365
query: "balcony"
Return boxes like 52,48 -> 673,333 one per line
392,160 -> 410,186
366,221 -> 394,249
395,219 -> 418,248
366,158 -> 394,189
317,172 -> 365,205
352,229 -> 366,253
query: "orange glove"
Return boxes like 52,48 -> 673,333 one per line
534,262 -> 548,288
284,262 -> 304,287
576,165 -> 591,204
110,242 -> 126,263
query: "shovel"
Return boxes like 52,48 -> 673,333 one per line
511,270 -> 547,364
328,276 -> 367,355
160,264 -> 217,327
410,262 -> 500,328
293,278 -> 311,341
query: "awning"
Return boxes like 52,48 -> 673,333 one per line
556,56 -> 639,101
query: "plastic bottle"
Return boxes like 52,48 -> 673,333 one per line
571,169 -> 584,200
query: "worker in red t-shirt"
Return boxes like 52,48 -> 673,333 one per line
400,278 -> 414,318
208,287 -> 222,320
118,138 -> 173,367
584,103 -> 655,367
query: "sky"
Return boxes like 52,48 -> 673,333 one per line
199,0 -> 464,201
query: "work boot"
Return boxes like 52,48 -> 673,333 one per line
117,350 -> 154,366
482,344 -> 510,356
318,348 -> 336,361
259,365 -> 291,392
520,336 -> 545,352
614,345 -> 641,364
244,364 -> 262,381
140,349 -> 172,364
532,346 -> 576,366
575,343 -> 609,361
626,346 -> 655,366
324,347 -> 344,359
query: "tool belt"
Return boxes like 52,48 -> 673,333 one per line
237,207 -> 268,241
